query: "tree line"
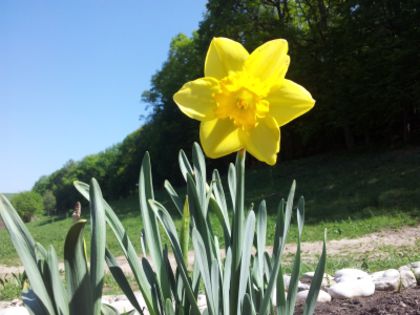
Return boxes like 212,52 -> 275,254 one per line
33,0 -> 420,212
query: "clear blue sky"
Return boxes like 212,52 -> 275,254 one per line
1,0 -> 207,193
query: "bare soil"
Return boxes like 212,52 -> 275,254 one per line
296,287 -> 420,315
4,225 -> 419,274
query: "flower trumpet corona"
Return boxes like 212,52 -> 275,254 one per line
174,37 -> 315,165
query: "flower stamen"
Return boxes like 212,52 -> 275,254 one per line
214,72 -> 269,130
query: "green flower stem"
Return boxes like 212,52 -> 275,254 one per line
231,149 -> 246,315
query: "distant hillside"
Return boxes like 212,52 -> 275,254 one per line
31,0 -> 420,212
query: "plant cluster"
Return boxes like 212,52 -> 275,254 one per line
0,144 -> 326,315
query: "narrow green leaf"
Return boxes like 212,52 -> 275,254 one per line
149,200 -> 201,315
303,230 -> 327,315
208,198 -> 231,249
101,303 -> 119,315
187,174 -> 213,260
165,298 -> 175,315
276,265 -> 287,315
140,229 -> 147,257
164,180 -> 183,216
180,197 -> 191,265
0,195 -> 54,315
192,142 -> 207,208
285,198 -> 305,314
256,200 -> 267,291
141,257 -> 163,313
139,152 -> 169,303
21,290 -> 50,315
192,259 -> 201,297
46,246 -> 69,315
89,178 -> 107,315
259,241 -> 282,315
214,236 -> 223,278
227,163 -> 236,211
73,181 -> 156,315
273,199 -> 285,260
178,149 -> 194,182
210,169 -> 231,244
192,228 -> 215,315
297,197 -> 305,237
105,249 -> 144,315
64,220 -> 93,315
242,294 -> 256,315
286,238 -> 301,315
211,169 -> 228,215
230,150 -> 245,315
237,210 -> 255,315
222,248 -> 232,315
281,181 -> 296,255
211,258 -> 220,314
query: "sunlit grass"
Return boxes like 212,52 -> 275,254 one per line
0,147 -> 419,267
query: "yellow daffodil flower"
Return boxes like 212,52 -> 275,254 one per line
173,37 -> 315,165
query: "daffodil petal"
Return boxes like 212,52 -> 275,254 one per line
200,118 -> 242,158
267,79 -> 315,127
241,117 -> 280,165
205,37 -> 249,79
245,39 -> 290,85
173,77 -> 219,121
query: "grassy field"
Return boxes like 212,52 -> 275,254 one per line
1,147 -> 419,268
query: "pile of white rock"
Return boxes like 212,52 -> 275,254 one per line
1,262 -> 420,314
294,261 -> 420,303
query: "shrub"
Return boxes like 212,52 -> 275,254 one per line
11,191 -> 43,222
42,190 -> 57,214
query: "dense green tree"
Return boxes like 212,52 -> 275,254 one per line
11,191 -> 44,222
32,0 -> 420,211
42,190 -> 56,214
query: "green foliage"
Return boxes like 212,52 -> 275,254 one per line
33,146 -> 121,212
32,0 -> 420,209
11,191 -> 43,222
2,147 -> 419,267
75,144 -> 326,314
0,180 -> 129,315
42,190 -> 56,213
0,273 -> 27,300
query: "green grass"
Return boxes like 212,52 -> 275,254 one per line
1,147 -> 419,266
1,147 -> 419,301
299,241 -> 420,275
0,148 -> 420,265
0,278 -> 22,300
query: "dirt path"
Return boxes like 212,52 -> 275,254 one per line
1,225 -> 419,276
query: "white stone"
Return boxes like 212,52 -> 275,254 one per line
296,289 -> 331,303
371,269 -> 400,291
328,277 -> 375,299
283,274 -> 310,291
302,272 -> 335,288
197,294 -> 207,312
399,266 -> 417,289
411,267 -> 420,283
334,268 -> 369,283
0,307 -> 29,315
409,261 -> 420,269
406,262 -> 420,284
